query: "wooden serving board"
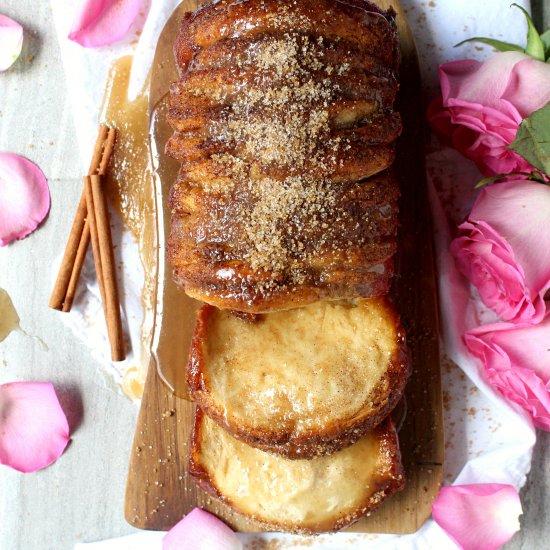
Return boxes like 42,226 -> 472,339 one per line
125,0 -> 443,534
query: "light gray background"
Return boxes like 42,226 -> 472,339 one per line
0,1 -> 548,549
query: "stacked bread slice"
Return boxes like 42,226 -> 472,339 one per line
189,299 -> 408,458
166,0 -> 409,534
190,410 -> 404,533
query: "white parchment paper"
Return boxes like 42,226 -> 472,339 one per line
50,1 -> 537,548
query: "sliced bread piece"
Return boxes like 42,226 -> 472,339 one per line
190,409 -> 405,534
188,297 -> 409,458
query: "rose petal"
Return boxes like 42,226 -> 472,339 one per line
470,182 -> 550,309
439,53 -> 550,117
0,153 -> 50,247
0,382 -> 70,473
0,14 -> 23,71
163,508 -> 242,550
509,57 -> 550,117
440,57 -> 518,110
427,53 -> 550,176
451,218 -> 544,323
68,0 -> 142,48
432,484 -> 522,550
465,317 -> 550,429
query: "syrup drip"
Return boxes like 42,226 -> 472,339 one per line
0,288 -> 48,350
0,289 -> 20,342
100,56 -> 157,398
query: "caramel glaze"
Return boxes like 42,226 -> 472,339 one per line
101,56 -> 156,397
166,0 -> 402,313
0,288 -> 20,342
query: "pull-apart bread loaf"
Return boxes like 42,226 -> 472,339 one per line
166,0 -> 408,533
190,410 -> 405,534
189,297 -> 409,458
166,0 -> 401,313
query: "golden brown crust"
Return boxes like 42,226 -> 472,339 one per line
169,68 -> 397,112
168,168 -> 399,313
180,272 -> 395,313
188,298 -> 410,458
167,0 -> 402,313
174,0 -> 399,73
189,34 -> 397,77
166,112 -> 402,166
189,409 -> 405,534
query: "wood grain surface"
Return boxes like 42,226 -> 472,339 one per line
125,0 -> 443,534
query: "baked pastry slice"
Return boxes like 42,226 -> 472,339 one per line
167,0 -> 402,313
190,409 -> 405,534
188,297 -> 409,458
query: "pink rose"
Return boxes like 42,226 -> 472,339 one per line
450,181 -> 550,323
428,52 -> 550,176
465,316 -> 550,430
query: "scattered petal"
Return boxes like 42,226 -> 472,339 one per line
0,14 -> 23,71
465,316 -> 550,430
163,508 -> 242,550
0,153 -> 50,246
68,0 -> 142,48
0,382 -> 70,473
433,484 -> 522,550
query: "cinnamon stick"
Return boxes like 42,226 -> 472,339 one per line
85,126 -> 116,310
50,124 -> 124,361
84,127 -> 123,360
89,125 -> 109,176
49,125 -> 111,311
83,175 -> 106,308
98,128 -> 116,176
90,174 -> 125,361
48,192 -> 88,310
62,223 -> 91,312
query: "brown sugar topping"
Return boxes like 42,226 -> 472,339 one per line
243,176 -> 337,275
198,26 -> 357,290
209,34 -> 347,170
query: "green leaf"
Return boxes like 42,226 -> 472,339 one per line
509,102 -> 550,177
540,30 -> 550,60
454,37 -> 524,53
511,3 -> 545,60
473,171 -> 540,189
474,174 -> 509,189
529,171 -> 547,183
455,6 -> 547,61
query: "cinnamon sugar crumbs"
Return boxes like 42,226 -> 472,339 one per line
243,176 -> 337,274
203,30 -> 349,286
267,3 -> 313,31
211,34 -> 341,171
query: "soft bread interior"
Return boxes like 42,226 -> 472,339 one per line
188,297 -> 409,457
190,410 -> 404,534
